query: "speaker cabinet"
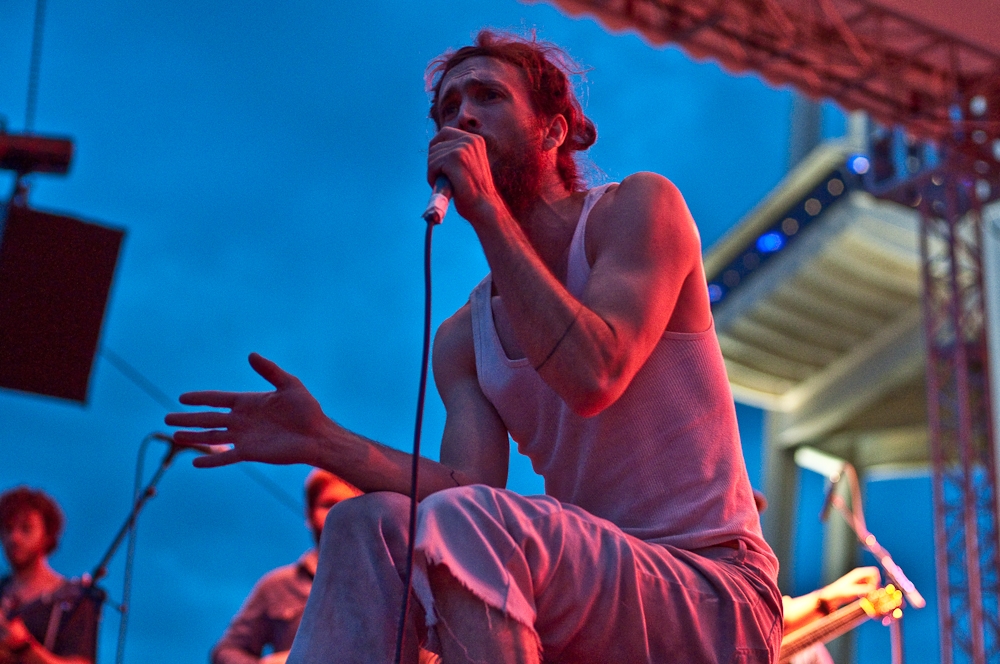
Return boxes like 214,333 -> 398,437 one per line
0,204 -> 125,402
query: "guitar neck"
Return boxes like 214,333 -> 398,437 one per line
778,600 -> 869,663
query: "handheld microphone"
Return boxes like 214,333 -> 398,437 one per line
422,175 -> 452,225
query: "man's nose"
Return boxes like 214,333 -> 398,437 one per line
455,102 -> 479,131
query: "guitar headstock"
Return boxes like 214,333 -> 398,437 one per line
860,584 -> 904,622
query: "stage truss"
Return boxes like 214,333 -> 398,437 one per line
535,0 -> 1000,139
875,132 -> 1000,664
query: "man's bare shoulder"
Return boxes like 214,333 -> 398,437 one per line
593,172 -> 687,223
587,172 -> 699,261
433,303 -> 477,388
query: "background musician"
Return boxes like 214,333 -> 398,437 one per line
0,487 -> 97,664
210,471 -> 361,664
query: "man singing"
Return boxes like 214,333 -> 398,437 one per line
167,31 -> 782,663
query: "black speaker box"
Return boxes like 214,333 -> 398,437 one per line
0,204 -> 125,403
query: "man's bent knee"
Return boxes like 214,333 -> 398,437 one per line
324,490 -> 409,530
320,491 -> 411,564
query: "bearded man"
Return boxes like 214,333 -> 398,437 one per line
167,31 -> 782,663
0,487 -> 98,664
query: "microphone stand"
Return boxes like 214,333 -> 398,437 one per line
827,463 -> 925,664
84,437 -> 191,664
46,437 -> 184,664
90,441 -> 183,584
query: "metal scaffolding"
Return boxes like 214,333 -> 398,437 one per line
873,111 -> 1000,663
919,141 -> 999,664
536,0 -> 1000,139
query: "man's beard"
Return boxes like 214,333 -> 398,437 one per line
485,133 -> 546,222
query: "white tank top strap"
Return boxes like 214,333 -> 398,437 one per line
469,274 -> 493,365
566,183 -> 616,299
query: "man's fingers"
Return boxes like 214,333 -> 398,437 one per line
164,412 -> 230,429
172,429 -> 233,445
248,353 -> 298,390
427,126 -> 469,149
191,449 -> 242,469
178,391 -> 238,408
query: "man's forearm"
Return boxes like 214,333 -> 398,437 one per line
309,426 -> 480,500
470,204 -> 623,415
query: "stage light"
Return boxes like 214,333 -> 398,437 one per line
708,284 -> 723,303
970,95 -> 988,116
848,155 -> 870,174
827,178 -> 844,195
794,446 -> 845,480
781,217 -> 799,235
756,232 -> 784,253
0,132 -> 74,175
976,180 -> 991,201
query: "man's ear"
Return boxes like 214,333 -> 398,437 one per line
542,114 -> 569,151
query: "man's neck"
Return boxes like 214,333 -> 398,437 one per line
516,176 -> 586,278
9,557 -> 60,595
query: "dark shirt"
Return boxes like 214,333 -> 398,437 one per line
211,550 -> 316,664
0,576 -> 98,662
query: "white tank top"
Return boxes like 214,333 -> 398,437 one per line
469,185 -> 775,567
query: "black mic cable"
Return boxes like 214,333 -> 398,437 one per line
393,177 -> 449,664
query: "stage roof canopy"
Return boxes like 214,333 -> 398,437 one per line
535,0 -> 1000,139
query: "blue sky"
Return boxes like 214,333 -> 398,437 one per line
0,0 -> 937,661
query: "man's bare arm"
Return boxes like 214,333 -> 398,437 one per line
782,567 -> 881,633
164,348 -> 508,499
433,305 -> 510,489
472,173 -> 706,416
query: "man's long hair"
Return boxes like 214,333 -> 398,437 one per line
0,486 -> 65,555
426,30 -> 597,193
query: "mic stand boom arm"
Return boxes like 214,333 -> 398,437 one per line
828,463 -> 926,610
89,442 -> 182,584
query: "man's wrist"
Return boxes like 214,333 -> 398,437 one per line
2,619 -> 34,657
8,636 -> 33,656
816,595 -> 833,615
310,419 -> 365,475
468,195 -> 518,240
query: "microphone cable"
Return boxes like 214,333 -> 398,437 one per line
393,216 -> 438,664
115,433 -> 154,664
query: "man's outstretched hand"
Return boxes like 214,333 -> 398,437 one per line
165,353 -> 331,469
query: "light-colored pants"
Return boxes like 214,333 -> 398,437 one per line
287,486 -> 782,664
